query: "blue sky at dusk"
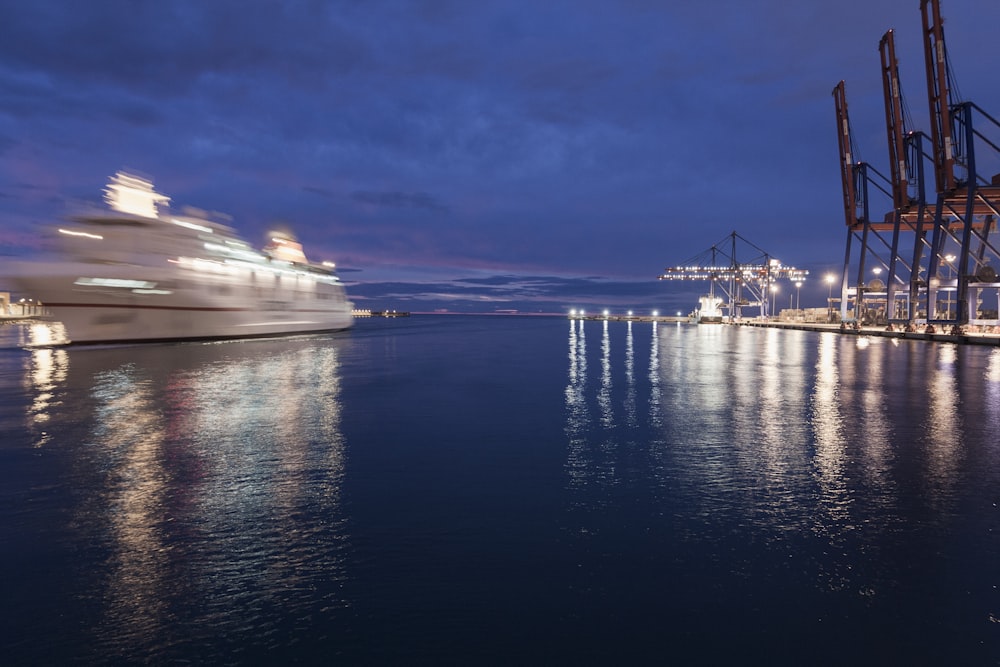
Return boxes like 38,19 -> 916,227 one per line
2,1 -> 999,314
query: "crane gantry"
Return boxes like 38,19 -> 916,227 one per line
834,0 -> 1000,332
658,231 -> 807,322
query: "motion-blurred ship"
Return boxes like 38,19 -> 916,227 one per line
7,172 -> 353,344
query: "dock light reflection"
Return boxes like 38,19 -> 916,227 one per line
598,319 -> 614,429
624,320 -> 637,428
21,338 -> 352,653
812,333 -> 850,524
925,345 -> 961,508
26,344 -> 69,447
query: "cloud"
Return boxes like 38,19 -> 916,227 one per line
345,271 -> 696,314
351,190 -> 449,212
2,0 -> 999,312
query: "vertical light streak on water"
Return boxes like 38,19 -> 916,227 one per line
811,333 -> 849,520
647,321 -> 661,429
89,366 -> 171,652
565,319 -> 589,488
312,348 -> 346,506
671,325 -> 727,438
26,346 -> 69,447
21,340 -> 356,659
730,327 -> 762,451
987,348 -> 1000,383
758,330 -> 788,465
986,349 -> 1000,444
808,333 -> 859,593
598,320 -> 614,430
925,344 -> 962,511
752,328 -> 810,532
659,324 -> 736,531
858,337 -> 896,506
178,349 -> 349,632
624,321 -> 637,429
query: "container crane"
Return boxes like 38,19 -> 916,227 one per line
879,28 -> 935,327
658,231 -> 807,322
920,0 -> 1000,330
833,80 -> 896,325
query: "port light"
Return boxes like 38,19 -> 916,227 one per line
59,228 -> 103,240
172,218 -> 213,233
74,277 -> 156,289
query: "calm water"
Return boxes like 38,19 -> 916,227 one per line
1,315 -> 999,664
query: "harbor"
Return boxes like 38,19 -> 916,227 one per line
0,292 -> 49,322
570,307 -> 1000,346
4,313 -> 999,665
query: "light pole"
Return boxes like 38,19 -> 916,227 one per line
825,274 -> 835,322
795,281 -> 802,312
770,284 -> 778,319
944,253 -> 956,318
871,267 -> 883,323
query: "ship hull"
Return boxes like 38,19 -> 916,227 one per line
10,262 -> 353,344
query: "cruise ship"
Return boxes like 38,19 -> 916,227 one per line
7,172 -> 354,344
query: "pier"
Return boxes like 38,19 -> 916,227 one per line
568,313 -> 687,324
568,310 -> 1000,346
734,319 -> 1000,346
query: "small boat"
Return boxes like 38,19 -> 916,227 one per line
5,172 -> 354,344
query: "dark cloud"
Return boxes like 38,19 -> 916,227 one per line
1,1 -> 999,312
351,190 -> 449,212
345,272 -> 694,314
0,1 -> 371,95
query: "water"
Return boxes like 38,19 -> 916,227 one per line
2,316 -> 999,664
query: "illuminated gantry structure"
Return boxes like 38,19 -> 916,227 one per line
834,0 -> 1000,332
658,231 -> 808,321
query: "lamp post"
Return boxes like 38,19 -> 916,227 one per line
944,253 -> 956,318
825,274 -> 835,322
871,267 -> 883,323
770,284 -> 778,319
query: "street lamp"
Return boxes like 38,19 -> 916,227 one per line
794,280 -> 803,311
943,254 -> 956,317
770,284 -> 778,319
825,274 -> 835,322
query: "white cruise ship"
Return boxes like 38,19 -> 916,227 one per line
7,172 -> 354,344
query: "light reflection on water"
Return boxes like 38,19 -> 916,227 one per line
3,317 -> 1000,663
26,346 -> 69,448
10,332 -> 351,660
647,321 -> 661,429
562,322 -> 1000,607
925,344 -> 961,511
598,320 -> 613,430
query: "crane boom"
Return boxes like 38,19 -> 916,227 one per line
833,80 -> 858,228
880,30 -> 910,211
921,0 -> 956,193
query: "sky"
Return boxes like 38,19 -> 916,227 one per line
2,0 -> 999,315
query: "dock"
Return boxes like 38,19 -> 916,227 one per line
568,311 -> 1000,346
353,309 -> 410,318
734,319 -> 1000,346
568,314 -> 687,324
